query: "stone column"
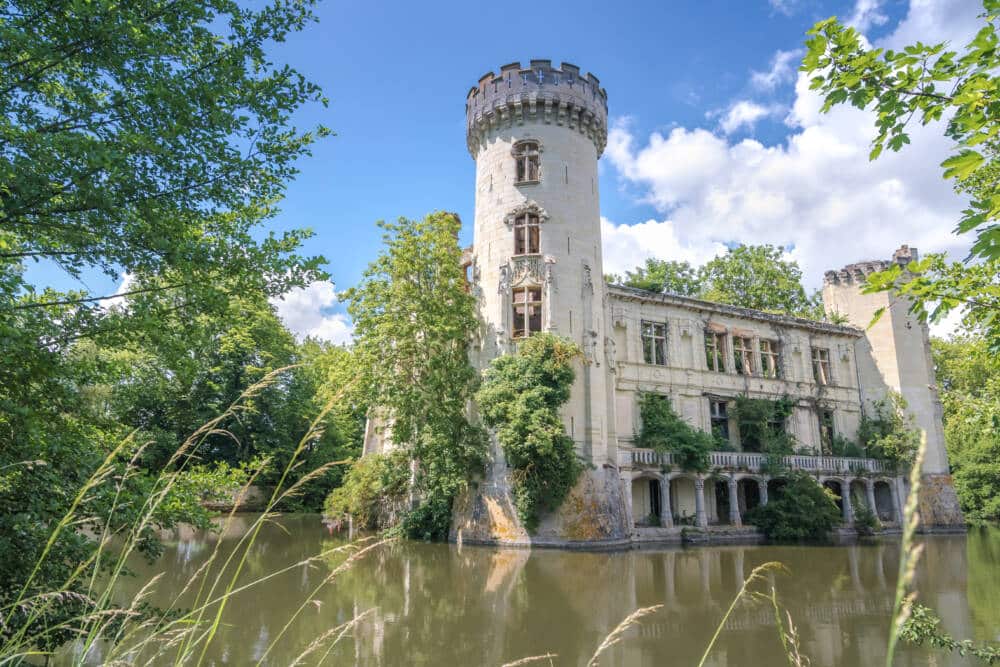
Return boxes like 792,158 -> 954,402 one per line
694,477 -> 708,528
842,479 -> 854,525
659,477 -> 674,528
728,477 -> 741,527
891,478 -> 905,524
865,479 -> 877,517
758,479 -> 769,506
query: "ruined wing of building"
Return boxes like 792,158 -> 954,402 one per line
366,60 -> 965,547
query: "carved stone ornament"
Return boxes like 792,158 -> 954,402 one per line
498,264 -> 512,295
503,201 -> 550,227
511,255 -> 545,287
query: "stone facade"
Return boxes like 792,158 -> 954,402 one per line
381,60 -> 964,547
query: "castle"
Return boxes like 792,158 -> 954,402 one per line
374,60 -> 966,547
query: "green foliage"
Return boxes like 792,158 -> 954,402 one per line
323,451 -> 410,530
802,7 -> 1000,346
745,472 -> 842,541
613,244 -> 829,321
932,334 -> 1000,521
636,393 -> 714,472
346,212 -> 487,540
476,334 -> 583,532
900,602 -> 1000,664
731,395 -> 796,471
853,505 -> 881,536
829,434 -> 865,458
858,393 -> 921,471
609,258 -> 702,296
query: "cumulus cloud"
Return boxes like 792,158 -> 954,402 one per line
272,280 -> 354,345
846,0 -> 889,31
750,49 -> 802,91
603,0 -> 982,292
718,101 -> 785,135
601,217 -> 726,278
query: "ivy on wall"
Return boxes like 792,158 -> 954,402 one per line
731,395 -> 797,472
476,334 -> 584,532
636,393 -> 716,472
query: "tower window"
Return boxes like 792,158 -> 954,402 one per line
640,320 -> 667,366
512,286 -> 543,338
733,336 -> 754,375
513,140 -> 541,183
812,347 -> 831,385
705,331 -> 726,372
513,213 -> 540,255
759,339 -> 780,378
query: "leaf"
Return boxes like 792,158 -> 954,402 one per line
941,150 -> 985,180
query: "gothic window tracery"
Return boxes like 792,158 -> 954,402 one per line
512,286 -> 543,338
513,140 -> 541,184
513,212 -> 540,255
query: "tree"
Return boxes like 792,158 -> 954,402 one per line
610,258 -> 702,296
343,212 -> 487,540
745,472 -> 842,541
0,0 -> 329,308
802,4 -> 1000,346
700,245 -> 823,317
932,333 -> 1000,521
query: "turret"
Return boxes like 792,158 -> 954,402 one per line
466,60 -> 615,465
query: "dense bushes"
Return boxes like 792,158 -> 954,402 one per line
745,472 -> 842,541
476,334 -> 583,532
323,451 -> 410,530
636,393 -> 715,472
858,393 -> 921,471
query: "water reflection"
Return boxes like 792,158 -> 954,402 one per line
63,516 -> 998,666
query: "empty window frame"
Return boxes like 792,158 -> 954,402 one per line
512,286 -> 543,338
733,336 -> 755,375
812,347 -> 832,385
513,140 -> 541,183
705,331 -> 726,372
513,213 -> 540,255
641,320 -> 667,366
710,400 -> 730,442
818,408 -> 835,455
759,339 -> 780,378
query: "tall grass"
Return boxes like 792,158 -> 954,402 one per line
0,368 -> 384,666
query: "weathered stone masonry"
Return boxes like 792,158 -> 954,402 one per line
373,59 -> 964,547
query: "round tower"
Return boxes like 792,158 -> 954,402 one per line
465,59 -> 614,466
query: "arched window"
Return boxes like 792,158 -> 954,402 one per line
512,286 -> 542,338
513,140 -> 540,183
513,212 -> 540,255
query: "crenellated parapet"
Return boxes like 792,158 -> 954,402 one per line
466,60 -> 609,157
823,245 -> 919,286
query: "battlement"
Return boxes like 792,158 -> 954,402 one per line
466,60 -> 609,157
823,245 -> 919,286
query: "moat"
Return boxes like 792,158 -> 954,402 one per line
66,515 -> 999,666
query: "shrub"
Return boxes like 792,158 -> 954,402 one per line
323,450 -> 410,530
859,392 -> 921,470
732,395 -> 796,472
636,393 -> 715,472
854,504 -> 881,535
745,472 -> 842,541
476,334 -> 583,532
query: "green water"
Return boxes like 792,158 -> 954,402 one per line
64,516 -> 1000,666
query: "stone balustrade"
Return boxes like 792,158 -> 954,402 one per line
619,447 -> 888,475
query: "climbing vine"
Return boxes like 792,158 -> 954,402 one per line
476,334 -> 583,532
731,395 -> 797,472
858,392 -> 921,471
636,393 -> 715,472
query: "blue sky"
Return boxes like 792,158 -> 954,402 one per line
27,0 -> 985,341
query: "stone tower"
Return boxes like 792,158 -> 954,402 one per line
452,60 -> 629,546
465,60 -> 615,466
822,246 -> 964,529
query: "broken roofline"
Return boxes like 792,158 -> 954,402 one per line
607,284 -> 864,338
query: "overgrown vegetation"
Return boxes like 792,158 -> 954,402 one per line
635,393 -> 715,472
340,212 -> 488,541
745,472 -> 842,542
323,450 -> 411,530
731,395 -> 796,471
900,603 -> 1000,664
857,393 -> 921,471
476,334 -> 584,531
933,333 -> 1000,522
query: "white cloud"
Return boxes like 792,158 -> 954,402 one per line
272,280 -> 354,345
100,272 -> 134,311
718,101 -> 785,135
846,0 -> 889,31
768,0 -> 801,16
603,0 -> 982,297
601,216 -> 726,278
751,49 -> 802,91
